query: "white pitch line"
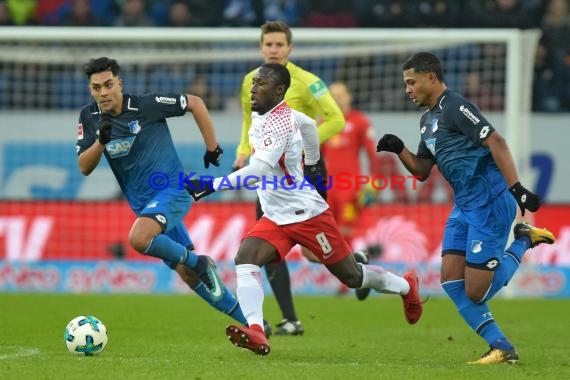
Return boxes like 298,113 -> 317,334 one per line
0,346 -> 40,360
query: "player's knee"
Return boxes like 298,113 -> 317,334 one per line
338,270 -> 362,289
464,283 -> 486,303
128,231 -> 152,253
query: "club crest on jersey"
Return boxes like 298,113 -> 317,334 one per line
425,138 -> 436,156
128,120 -> 141,134
431,119 -> 439,132
471,240 -> 483,254
259,135 -> 277,151
77,123 -> 84,140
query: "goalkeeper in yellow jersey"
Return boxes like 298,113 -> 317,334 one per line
232,20 -> 368,336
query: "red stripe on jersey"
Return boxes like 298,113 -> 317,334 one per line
278,154 -> 294,184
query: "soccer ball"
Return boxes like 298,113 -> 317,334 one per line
64,315 -> 108,356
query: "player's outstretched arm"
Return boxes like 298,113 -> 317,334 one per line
185,158 -> 272,201
186,94 -> 223,168
483,131 -> 541,215
377,134 -> 433,181
184,177 -> 216,201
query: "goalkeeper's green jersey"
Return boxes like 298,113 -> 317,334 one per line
236,61 -> 344,158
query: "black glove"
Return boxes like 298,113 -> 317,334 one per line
304,162 -> 325,190
509,182 -> 541,216
184,178 -> 215,201
377,134 -> 404,154
98,115 -> 113,145
204,145 -> 224,168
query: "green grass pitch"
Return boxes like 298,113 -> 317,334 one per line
0,294 -> 569,380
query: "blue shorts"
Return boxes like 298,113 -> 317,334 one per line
138,188 -> 194,268
442,190 -> 516,270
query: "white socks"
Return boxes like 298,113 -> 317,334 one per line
235,264 -> 264,328
359,263 -> 410,295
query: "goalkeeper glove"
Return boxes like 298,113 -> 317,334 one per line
376,134 -> 404,154
204,145 -> 224,168
509,182 -> 541,216
304,162 -> 326,190
98,115 -> 113,145
184,178 -> 215,201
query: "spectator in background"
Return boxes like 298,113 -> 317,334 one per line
166,1 -> 193,26
62,0 -> 98,26
542,0 -> 570,61
0,1 -> 14,25
533,37 -> 570,112
35,0 -> 67,25
464,72 -> 504,111
358,0 -> 416,28
186,74 -> 224,111
468,0 -> 537,29
264,0 -> 302,27
6,0 -> 36,25
302,0 -> 357,27
222,0 -> 263,26
415,0 -> 460,28
114,0 -> 155,27
167,0 -> 224,27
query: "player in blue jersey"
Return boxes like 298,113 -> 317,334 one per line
377,52 -> 555,364
76,57 -> 252,328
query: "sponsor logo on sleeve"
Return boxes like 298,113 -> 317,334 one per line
259,135 -> 277,151
77,123 -> 84,140
309,79 -> 328,98
180,95 -> 187,110
155,96 -> 177,105
459,105 -> 480,125
479,125 -> 491,139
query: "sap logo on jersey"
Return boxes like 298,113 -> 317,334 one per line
155,96 -> 176,105
106,136 -> 136,158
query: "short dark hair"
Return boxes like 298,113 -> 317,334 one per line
261,63 -> 290,91
83,57 -> 120,79
403,52 -> 444,82
260,20 -> 292,45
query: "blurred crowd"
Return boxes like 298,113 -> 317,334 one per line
0,0 -> 568,112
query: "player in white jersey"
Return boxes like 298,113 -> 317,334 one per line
248,101 -> 329,224
185,63 -> 424,356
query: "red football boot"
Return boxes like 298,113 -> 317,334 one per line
226,324 -> 270,355
401,271 -> 423,324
